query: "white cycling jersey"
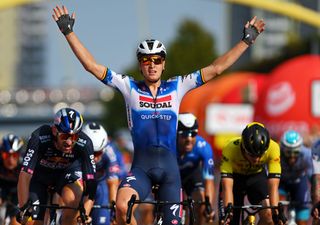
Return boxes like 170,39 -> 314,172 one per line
101,68 -> 205,155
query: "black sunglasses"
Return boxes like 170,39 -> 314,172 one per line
178,130 -> 198,138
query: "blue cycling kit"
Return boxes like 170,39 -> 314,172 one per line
178,135 -> 214,181
92,143 -> 120,225
101,68 -> 205,225
178,135 -> 215,196
279,145 -> 313,220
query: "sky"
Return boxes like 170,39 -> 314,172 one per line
44,0 -> 228,88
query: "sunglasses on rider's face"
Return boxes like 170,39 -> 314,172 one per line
178,130 -> 198,138
140,55 -> 163,65
57,132 -> 79,142
284,150 -> 300,157
1,151 -> 19,160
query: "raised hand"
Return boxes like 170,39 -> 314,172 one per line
242,16 -> 265,45
52,5 -> 75,35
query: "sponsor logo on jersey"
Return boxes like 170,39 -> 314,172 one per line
181,73 -> 193,82
39,135 -> 51,142
140,113 -> 172,120
126,175 -> 136,182
77,138 -> 87,147
139,95 -> 172,109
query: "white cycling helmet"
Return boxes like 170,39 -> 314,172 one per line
178,113 -> 198,132
82,122 -> 108,152
136,39 -> 167,59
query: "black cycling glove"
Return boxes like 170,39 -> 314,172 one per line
56,14 -> 75,35
242,24 -> 260,46
272,209 -> 287,224
16,202 -> 32,224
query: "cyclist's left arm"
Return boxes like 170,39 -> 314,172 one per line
198,137 -> 215,209
201,16 -> 265,82
105,144 -> 121,203
268,178 -> 280,206
204,179 -> 215,213
78,138 -> 97,215
266,140 -> 281,206
107,178 -> 119,204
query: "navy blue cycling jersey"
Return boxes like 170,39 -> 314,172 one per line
178,135 -> 214,180
101,68 -> 204,156
21,124 -> 96,183
280,145 -> 313,183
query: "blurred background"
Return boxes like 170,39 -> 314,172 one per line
0,0 -> 320,157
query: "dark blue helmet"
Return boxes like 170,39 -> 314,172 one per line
54,108 -> 83,134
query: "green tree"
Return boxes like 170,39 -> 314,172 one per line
165,19 -> 217,78
103,18 -> 218,136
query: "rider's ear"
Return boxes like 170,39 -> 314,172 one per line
51,126 -> 58,136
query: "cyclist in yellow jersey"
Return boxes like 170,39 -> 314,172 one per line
219,122 -> 285,225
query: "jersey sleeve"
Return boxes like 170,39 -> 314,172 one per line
176,70 -> 205,101
299,146 -> 313,179
100,68 -> 132,98
77,138 -> 97,200
266,140 -> 281,178
197,137 -> 214,180
78,138 -> 96,181
21,130 -> 42,174
104,145 -> 120,180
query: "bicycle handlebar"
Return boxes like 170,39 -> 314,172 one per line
221,202 -> 287,225
125,194 -> 198,225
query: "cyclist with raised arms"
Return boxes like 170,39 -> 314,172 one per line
17,108 -> 97,225
177,113 -> 215,224
219,122 -> 285,225
82,122 -> 120,225
279,130 -> 312,225
0,134 -> 24,225
52,5 -> 265,225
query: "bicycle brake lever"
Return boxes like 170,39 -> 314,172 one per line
126,194 -> 136,224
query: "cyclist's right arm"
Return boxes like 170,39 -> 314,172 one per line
220,177 -> 234,224
52,5 -> 106,80
18,131 -> 41,208
17,171 -> 32,209
65,32 -> 106,80
220,177 -> 234,207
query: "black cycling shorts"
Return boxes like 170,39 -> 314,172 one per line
29,160 -> 83,220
